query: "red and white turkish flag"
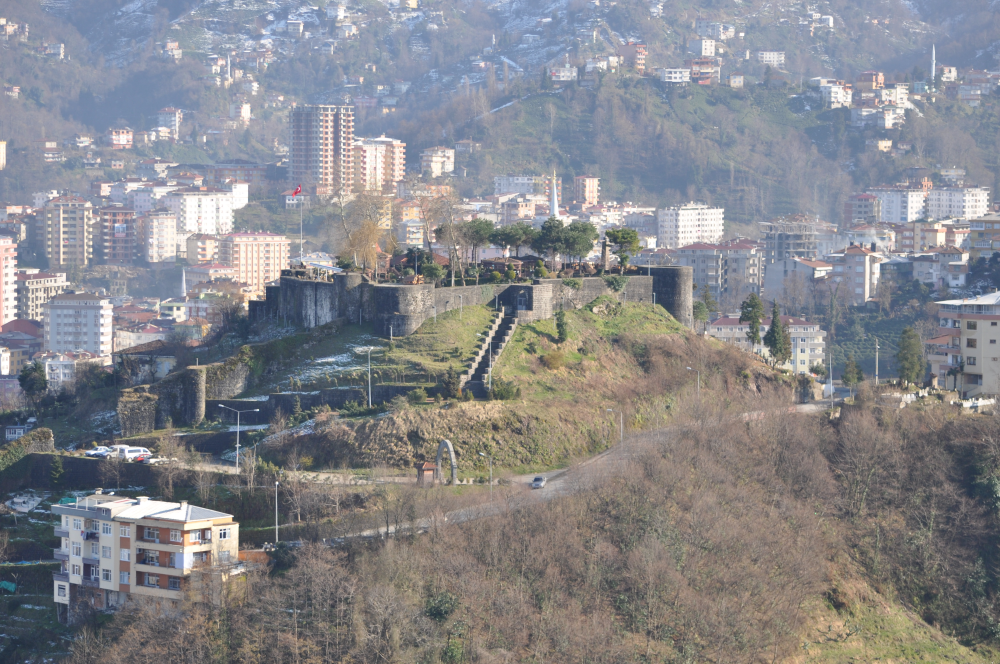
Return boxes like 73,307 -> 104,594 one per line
292,184 -> 302,197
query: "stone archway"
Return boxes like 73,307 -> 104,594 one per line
435,439 -> 458,485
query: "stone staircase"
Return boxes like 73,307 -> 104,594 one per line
463,309 -> 518,398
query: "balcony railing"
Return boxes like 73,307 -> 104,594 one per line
52,572 -> 69,582
53,550 -> 68,561
81,578 -> 99,588
54,527 -> 68,538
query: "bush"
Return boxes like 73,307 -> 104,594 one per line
426,591 -> 459,622
540,349 -> 566,370
462,389 -> 474,401
556,310 -> 568,343
490,378 -> 521,400
562,278 -> 582,290
490,270 -> 503,283
407,387 -> 428,404
442,369 -> 462,398
505,269 -> 517,281
602,275 -> 629,292
535,267 -> 549,278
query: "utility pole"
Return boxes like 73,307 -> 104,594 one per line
218,405 -> 259,473
275,481 -> 280,543
874,336 -> 879,385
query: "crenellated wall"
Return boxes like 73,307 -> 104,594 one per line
251,267 -> 694,335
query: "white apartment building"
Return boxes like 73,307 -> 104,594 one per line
707,315 -> 827,374
657,68 -> 691,84
421,147 -> 455,177
933,291 -> 1000,396
51,492 -> 240,625
16,269 -> 68,321
820,83 -> 852,108
868,187 -> 928,223
130,182 -> 181,215
0,236 -> 16,326
35,350 -> 108,392
137,209 -> 177,264
824,244 -> 881,305
44,196 -> 95,268
162,187 -> 235,235
757,51 -> 785,67
688,39 -> 715,57
156,107 -> 183,141
353,136 -> 406,193
42,293 -> 113,357
657,203 -> 725,248
926,186 -> 990,221
109,179 -> 148,206
494,175 -> 544,196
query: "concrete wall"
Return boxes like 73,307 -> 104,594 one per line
252,268 -> 694,336
208,384 -> 417,423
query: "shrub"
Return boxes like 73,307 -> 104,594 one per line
556,310 -> 568,343
602,275 -> 629,292
426,591 -> 459,622
535,267 -> 549,278
442,369 -> 462,398
562,278 -> 582,290
490,270 -> 503,283
490,378 -> 521,400
505,269 -> 517,281
540,349 -> 566,370
462,389 -> 474,401
407,387 -> 428,404
402,268 -> 414,276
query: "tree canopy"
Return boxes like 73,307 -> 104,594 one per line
763,302 -> 792,367
739,293 -> 766,347
896,327 -> 925,385
604,227 -> 640,274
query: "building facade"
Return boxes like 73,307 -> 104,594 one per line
42,293 -> 113,357
219,232 -> 291,296
706,315 -> 827,373
99,207 -> 138,266
868,187 -> 928,224
0,236 -> 16,326
573,176 -> 600,206
16,269 -> 67,322
162,187 -> 234,236
353,136 -> 406,193
420,147 -> 455,177
289,105 -> 355,194
925,186 -> 990,221
52,492 -> 240,624
933,291 -> 1000,397
44,196 -> 94,268
186,234 -> 220,264
657,203 -> 725,248
137,209 -> 177,264
824,245 -> 881,305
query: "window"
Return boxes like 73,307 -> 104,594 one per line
101,568 -> 111,582
968,357 -> 977,366
203,529 -> 211,541
968,339 -> 978,348
218,528 -> 230,540
119,525 -> 130,538
189,531 -> 201,543
193,551 -> 209,564
102,522 -> 112,535
170,530 -> 181,543
71,564 -> 81,575
120,549 -> 130,561
57,584 -> 67,598
102,546 -> 111,559
71,542 -> 81,557
992,322 -> 997,327
145,527 -> 159,541
968,321 -> 978,330
91,542 -> 99,556
168,577 -> 181,590
72,518 -> 82,530
120,572 -> 129,584
145,574 -> 159,588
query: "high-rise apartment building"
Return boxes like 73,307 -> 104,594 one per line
868,186 -> 929,223
51,492 -> 240,625
843,193 -> 881,226
16,269 -> 68,322
137,209 -> 177,264
219,232 -> 291,296
0,237 -> 16,326
420,147 -> 455,178
187,234 -> 220,263
573,176 -> 600,206
933,291 -> 1000,397
43,196 -> 94,268
156,107 -> 183,141
926,186 -> 990,221
42,293 -> 113,357
162,187 -> 234,235
0,140 -> 6,170
289,104 -> 355,193
353,136 -> 406,193
98,207 -> 138,265
657,203 -> 725,248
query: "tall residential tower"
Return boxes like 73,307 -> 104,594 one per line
288,105 -> 355,194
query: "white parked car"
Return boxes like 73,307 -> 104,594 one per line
84,446 -> 111,458
530,476 -> 547,489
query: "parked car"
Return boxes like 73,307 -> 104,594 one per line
118,447 -> 151,461
133,452 -> 152,463
530,476 -> 547,489
141,456 -> 176,466
84,446 -> 111,458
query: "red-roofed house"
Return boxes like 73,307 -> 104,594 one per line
707,315 -> 827,373
823,245 -> 883,304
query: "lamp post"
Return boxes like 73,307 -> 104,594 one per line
218,405 -> 259,473
478,451 -> 493,501
275,481 -> 280,543
606,408 -> 623,444
354,346 -> 377,408
458,294 -> 463,320
686,367 -> 700,398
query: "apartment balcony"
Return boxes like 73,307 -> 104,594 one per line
52,572 -> 69,583
54,527 -> 68,538
81,578 -> 100,589
82,556 -> 99,566
53,549 -> 69,561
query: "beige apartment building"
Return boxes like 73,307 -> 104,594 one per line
353,135 -> 406,193
42,292 -> 113,357
16,269 -> 68,321
52,492 -> 240,624
137,209 -> 177,264
573,176 -> 600,206
44,196 -> 94,268
219,232 -> 291,296
933,291 -> 1000,398
186,234 -> 220,263
824,244 -> 881,305
706,315 -> 827,373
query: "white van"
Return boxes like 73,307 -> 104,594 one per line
118,447 -> 151,461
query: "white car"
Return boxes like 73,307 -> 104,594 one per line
530,476 -> 547,489
118,446 -> 151,461
84,446 -> 111,458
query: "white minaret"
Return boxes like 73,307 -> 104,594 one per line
180,267 -> 187,297
931,44 -> 936,92
550,170 -> 559,217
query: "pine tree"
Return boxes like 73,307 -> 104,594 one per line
293,395 -> 303,417
897,327 -> 925,386
739,293 -> 766,347
50,455 -> 64,488
763,302 -> 791,367
556,310 -> 568,344
842,355 -> 864,397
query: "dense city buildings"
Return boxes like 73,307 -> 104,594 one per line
42,292 -> 114,357
162,187 -> 234,236
657,203 -> 725,248
16,269 -> 67,322
289,104 -> 355,193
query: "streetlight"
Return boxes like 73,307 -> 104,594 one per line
686,367 -> 700,398
606,408 -> 623,444
354,346 -> 377,408
218,404 -> 259,473
274,481 -> 280,543
458,294 -> 463,320
478,451 -> 493,501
